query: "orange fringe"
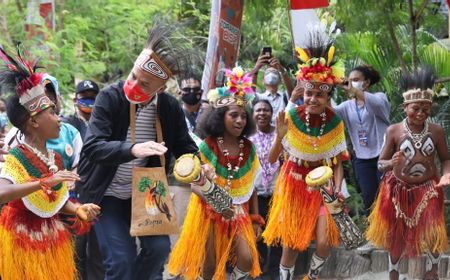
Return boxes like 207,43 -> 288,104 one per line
0,207 -> 77,280
168,195 -> 261,280
263,161 -> 340,250
366,172 -> 448,258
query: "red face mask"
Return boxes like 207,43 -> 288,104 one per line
123,79 -> 152,104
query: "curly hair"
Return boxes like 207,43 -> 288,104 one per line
351,65 -> 381,86
196,106 -> 255,139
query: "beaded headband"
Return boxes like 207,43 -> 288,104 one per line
402,88 -> 433,104
0,45 -> 53,116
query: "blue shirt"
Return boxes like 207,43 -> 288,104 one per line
334,92 -> 390,159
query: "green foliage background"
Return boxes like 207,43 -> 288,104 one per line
1,0 -> 449,227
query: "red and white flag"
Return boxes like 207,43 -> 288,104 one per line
289,0 -> 329,48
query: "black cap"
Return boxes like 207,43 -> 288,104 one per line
76,80 -> 99,94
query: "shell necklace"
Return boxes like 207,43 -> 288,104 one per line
23,142 -> 59,173
217,137 -> 244,191
403,119 -> 429,149
305,110 -> 327,151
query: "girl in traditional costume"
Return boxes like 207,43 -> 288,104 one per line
366,68 -> 450,280
262,34 -> 347,280
0,46 -> 100,280
168,67 -> 263,280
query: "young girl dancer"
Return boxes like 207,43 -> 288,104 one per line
366,68 -> 450,280
168,67 -> 263,280
262,35 -> 347,280
0,46 -> 100,280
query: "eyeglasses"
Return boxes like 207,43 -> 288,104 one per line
181,87 -> 202,94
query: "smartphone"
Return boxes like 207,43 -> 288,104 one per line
262,46 -> 272,58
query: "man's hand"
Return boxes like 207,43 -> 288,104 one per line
268,57 -> 285,73
131,141 -> 167,158
253,53 -> 271,72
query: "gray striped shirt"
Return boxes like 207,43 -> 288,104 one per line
105,97 -> 157,199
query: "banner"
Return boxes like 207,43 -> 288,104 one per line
289,0 -> 329,48
201,0 -> 244,97
25,0 -> 55,41
290,0 -> 329,10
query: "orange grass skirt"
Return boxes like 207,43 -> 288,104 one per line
168,195 -> 261,280
0,204 -> 76,280
262,161 -> 340,251
366,171 -> 448,258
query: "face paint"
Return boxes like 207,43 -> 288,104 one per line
76,98 -> 95,114
123,79 -> 152,104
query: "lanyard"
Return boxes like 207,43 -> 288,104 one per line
354,100 -> 364,126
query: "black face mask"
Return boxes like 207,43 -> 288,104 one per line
181,91 -> 202,105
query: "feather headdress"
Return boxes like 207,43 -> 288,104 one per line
401,66 -> 435,104
0,45 -> 52,116
295,31 -> 345,92
207,66 -> 254,108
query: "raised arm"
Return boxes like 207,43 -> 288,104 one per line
268,111 -> 287,164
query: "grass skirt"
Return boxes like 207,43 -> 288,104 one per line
366,171 -> 448,258
0,204 -> 76,280
168,195 -> 261,280
262,161 -> 340,251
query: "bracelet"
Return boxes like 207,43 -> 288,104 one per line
250,214 -> 265,226
279,68 -> 287,75
33,175 -> 57,201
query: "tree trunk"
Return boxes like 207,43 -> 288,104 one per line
407,0 -> 417,71
384,6 -> 408,74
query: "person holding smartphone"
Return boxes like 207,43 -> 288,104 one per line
334,65 -> 390,213
250,47 -> 294,124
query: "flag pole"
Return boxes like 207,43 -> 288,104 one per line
286,0 -> 296,55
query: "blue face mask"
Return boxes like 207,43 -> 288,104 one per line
76,98 -> 95,113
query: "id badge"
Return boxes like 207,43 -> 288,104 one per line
358,129 -> 368,146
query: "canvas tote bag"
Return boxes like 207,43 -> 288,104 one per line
129,104 -> 179,236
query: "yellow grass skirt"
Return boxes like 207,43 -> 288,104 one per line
0,204 -> 76,280
168,195 -> 261,280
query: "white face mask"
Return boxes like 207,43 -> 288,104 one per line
264,72 -> 280,86
351,81 -> 364,91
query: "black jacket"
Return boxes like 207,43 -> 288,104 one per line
76,80 -> 197,204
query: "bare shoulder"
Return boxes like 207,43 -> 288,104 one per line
428,122 -> 444,134
386,123 -> 403,137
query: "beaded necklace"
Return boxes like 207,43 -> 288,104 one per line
22,142 -> 59,173
403,119 -> 429,149
217,137 -> 244,191
305,110 -> 327,151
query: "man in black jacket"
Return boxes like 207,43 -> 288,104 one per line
76,25 -> 197,280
